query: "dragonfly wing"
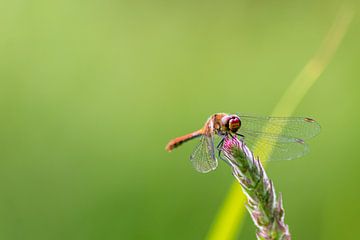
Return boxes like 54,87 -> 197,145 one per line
239,115 -> 321,140
236,114 -> 319,161
190,134 -> 218,173
240,130 -> 309,161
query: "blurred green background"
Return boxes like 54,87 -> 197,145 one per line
0,0 -> 359,239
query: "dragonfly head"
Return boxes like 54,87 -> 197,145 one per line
221,115 -> 241,133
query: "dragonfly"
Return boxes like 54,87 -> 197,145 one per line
165,113 -> 320,173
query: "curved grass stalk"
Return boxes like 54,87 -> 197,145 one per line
206,7 -> 354,240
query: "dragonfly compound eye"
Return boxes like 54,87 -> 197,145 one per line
229,116 -> 241,133
221,115 -> 231,125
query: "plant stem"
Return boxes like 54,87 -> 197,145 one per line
221,136 -> 291,240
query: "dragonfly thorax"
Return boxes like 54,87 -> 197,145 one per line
221,115 -> 241,133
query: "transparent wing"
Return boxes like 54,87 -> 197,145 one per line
239,115 -> 321,140
190,134 -> 218,173
240,132 -> 309,161
238,115 -> 320,161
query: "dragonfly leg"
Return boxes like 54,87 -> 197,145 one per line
216,135 -> 236,166
235,133 -> 245,139
216,137 -> 225,150
216,136 -> 227,162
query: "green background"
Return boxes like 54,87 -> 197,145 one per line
0,1 -> 359,239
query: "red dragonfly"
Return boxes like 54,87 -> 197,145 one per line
165,113 -> 320,173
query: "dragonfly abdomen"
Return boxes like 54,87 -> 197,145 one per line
165,129 -> 203,152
